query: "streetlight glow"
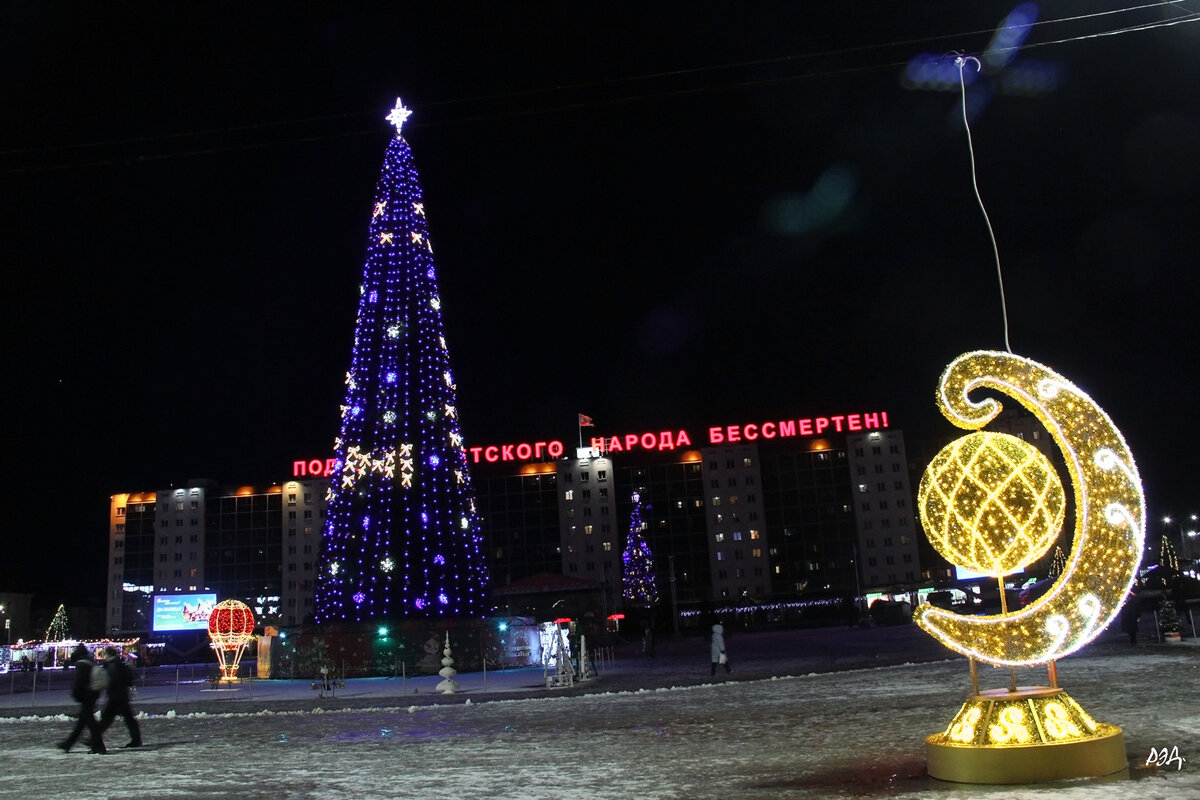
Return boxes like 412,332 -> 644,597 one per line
1162,513 -> 1197,564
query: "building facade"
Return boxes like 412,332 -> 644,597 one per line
847,429 -> 923,589
107,420 -> 933,633
473,426 -> 922,605
106,479 -> 329,634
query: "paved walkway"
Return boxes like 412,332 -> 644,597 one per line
1,622 -> 1190,718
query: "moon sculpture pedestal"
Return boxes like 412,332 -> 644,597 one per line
926,686 -> 1127,784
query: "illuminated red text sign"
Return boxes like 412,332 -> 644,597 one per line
293,410 -> 890,474
468,441 -> 566,462
293,458 -> 340,478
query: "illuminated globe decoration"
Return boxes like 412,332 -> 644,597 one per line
313,98 -> 488,623
207,599 -> 256,681
918,432 -> 1065,577
915,351 -> 1145,784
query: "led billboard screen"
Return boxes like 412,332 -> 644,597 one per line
954,566 -> 1025,582
152,593 -> 218,632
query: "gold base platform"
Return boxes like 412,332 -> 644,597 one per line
926,686 -> 1128,784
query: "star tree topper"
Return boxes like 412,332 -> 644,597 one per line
386,98 -> 413,134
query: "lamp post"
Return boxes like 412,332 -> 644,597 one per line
668,554 -> 680,637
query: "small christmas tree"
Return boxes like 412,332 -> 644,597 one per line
44,604 -> 71,641
1160,537 -> 1179,572
622,493 -> 659,606
1048,545 -> 1066,578
1158,601 -> 1181,634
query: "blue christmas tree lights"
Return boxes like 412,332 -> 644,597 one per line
622,492 -> 659,606
314,99 -> 488,623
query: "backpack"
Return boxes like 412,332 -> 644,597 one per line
88,662 -> 109,693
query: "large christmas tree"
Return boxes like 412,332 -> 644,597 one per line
622,493 -> 659,606
314,99 -> 488,624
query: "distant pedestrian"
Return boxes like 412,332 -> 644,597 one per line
98,647 -> 142,748
1120,595 -> 1140,645
58,644 -> 107,754
710,623 -> 731,676
642,621 -> 655,658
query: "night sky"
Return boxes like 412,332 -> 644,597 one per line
4,3 -> 1198,606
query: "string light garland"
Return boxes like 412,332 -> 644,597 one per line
313,98 -> 488,623
913,350 -> 1145,667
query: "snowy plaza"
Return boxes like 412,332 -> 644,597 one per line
4,9 -> 1198,799
0,625 -> 1195,800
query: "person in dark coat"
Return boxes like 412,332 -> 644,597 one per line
97,646 -> 142,748
1120,593 -> 1141,645
58,644 -> 107,754
710,623 -> 731,676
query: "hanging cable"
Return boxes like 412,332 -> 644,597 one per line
956,56 -> 1011,354
2,4 -> 1197,172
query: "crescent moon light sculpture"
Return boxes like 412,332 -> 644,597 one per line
914,350 -> 1145,667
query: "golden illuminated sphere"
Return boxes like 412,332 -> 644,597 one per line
919,432 -> 1065,576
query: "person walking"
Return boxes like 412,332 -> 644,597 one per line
1120,597 -> 1141,645
58,644 -> 107,754
710,623 -> 731,676
98,646 -> 142,748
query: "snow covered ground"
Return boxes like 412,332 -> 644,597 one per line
0,626 -> 1195,800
